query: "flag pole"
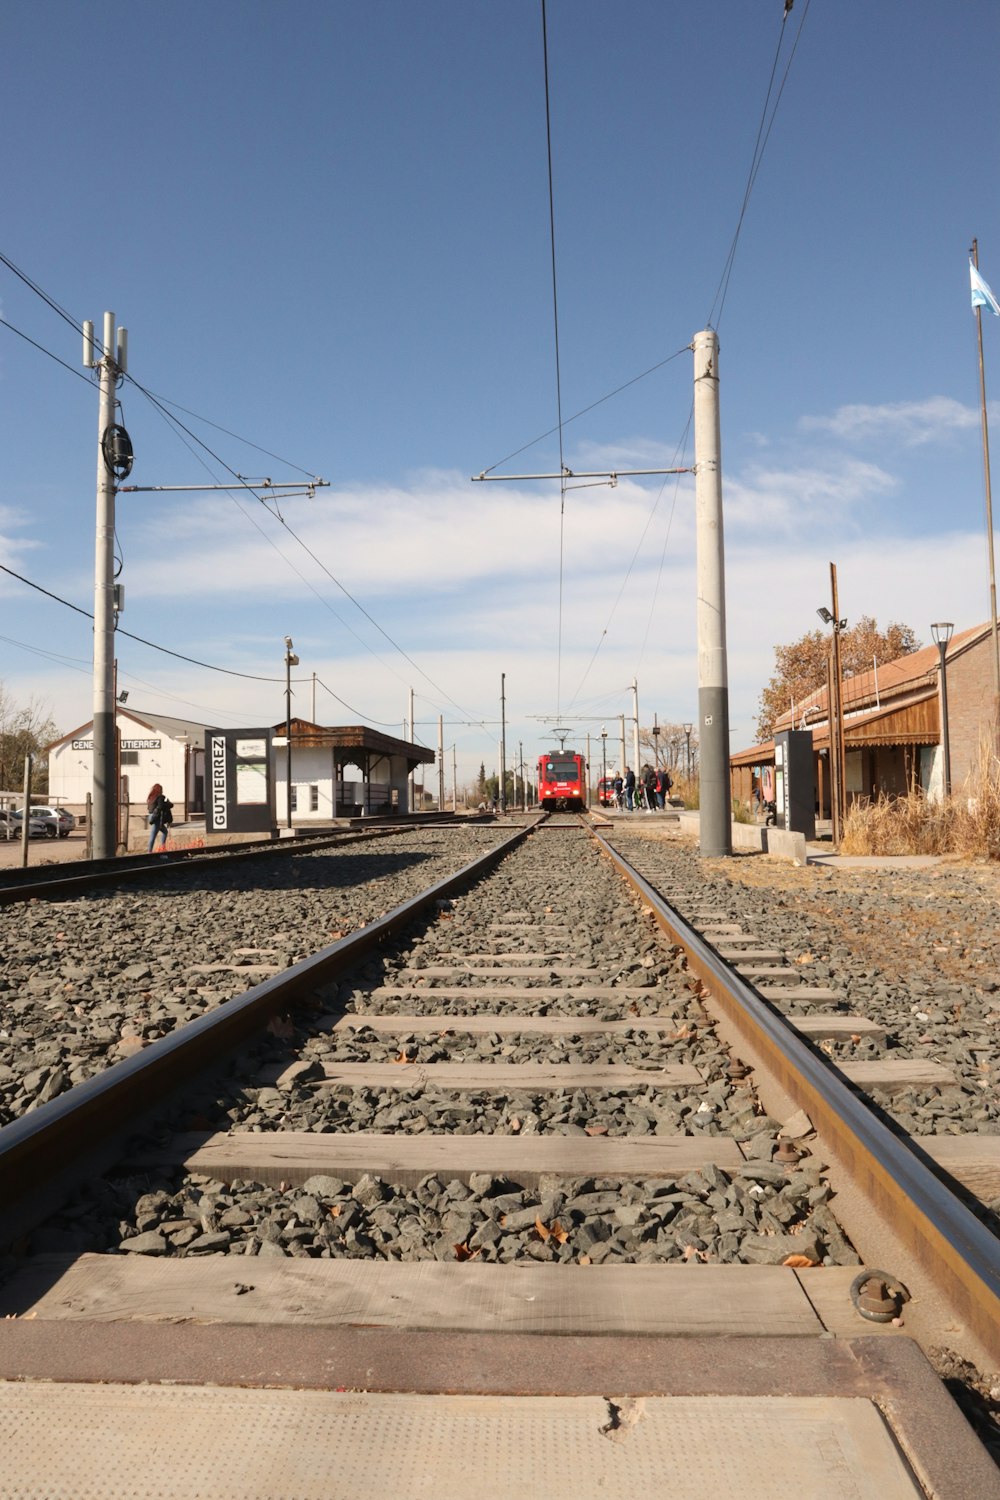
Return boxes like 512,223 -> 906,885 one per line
971,237 -> 1000,705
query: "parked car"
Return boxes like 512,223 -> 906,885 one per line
2,809 -> 48,838
23,805 -> 75,838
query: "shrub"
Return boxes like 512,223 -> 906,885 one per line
840,741 -> 1000,858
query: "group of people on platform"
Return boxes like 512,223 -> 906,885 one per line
607,764 -> 673,811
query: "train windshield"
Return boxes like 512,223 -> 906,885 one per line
544,757 -> 579,779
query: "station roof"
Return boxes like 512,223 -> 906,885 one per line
278,719 -> 435,766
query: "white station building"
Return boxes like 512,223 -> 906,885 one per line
45,710 -> 435,826
46,709 -> 207,820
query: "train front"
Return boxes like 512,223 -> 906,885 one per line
537,750 -> 586,811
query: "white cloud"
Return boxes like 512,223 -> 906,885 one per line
723,459 -> 898,534
800,396 -> 989,446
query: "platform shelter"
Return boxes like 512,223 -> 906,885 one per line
274,719 -> 435,821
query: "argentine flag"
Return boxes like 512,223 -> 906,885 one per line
971,260 -> 1000,316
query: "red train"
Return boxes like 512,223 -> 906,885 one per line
537,749 -> 586,811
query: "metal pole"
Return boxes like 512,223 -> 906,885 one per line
619,715 -> 626,781
311,672 -> 317,723
972,239 -> 1000,704
585,732 -> 591,808
938,640 -> 952,796
451,744 -> 457,811
693,329 -> 732,856
518,739 -> 524,812
437,715 -> 445,811
826,652 -> 840,844
284,640 -> 295,829
20,754 -> 31,869
91,311 -> 120,860
631,678 -> 640,776
830,563 -> 847,836
500,673 -> 507,813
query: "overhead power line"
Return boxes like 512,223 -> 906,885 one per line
0,562 -> 285,681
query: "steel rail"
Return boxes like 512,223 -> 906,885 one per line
0,820 -> 535,1245
590,826 -> 1000,1367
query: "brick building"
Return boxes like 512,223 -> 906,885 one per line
731,619 -> 999,813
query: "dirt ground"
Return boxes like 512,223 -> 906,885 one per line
0,818 -> 206,869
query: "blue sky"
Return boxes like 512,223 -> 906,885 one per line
1,0 -> 998,787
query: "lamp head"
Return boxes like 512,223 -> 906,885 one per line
930,621 -> 954,646
816,607 -> 833,625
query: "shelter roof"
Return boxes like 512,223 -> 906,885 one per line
277,719 -> 435,765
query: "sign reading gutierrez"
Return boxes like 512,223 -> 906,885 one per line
205,728 -> 274,836
210,735 -> 228,830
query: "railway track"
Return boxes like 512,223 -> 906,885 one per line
0,814 -> 997,1496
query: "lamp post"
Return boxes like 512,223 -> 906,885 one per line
683,722 -> 693,779
931,622 -> 954,797
284,636 -> 299,829
651,715 -> 661,769
601,725 -> 608,803
817,563 -> 848,841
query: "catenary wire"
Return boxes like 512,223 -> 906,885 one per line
706,0 -> 812,330
0,562 -> 285,681
541,0 -> 568,719
127,374 -> 492,733
0,253 -> 483,727
0,317 -> 93,384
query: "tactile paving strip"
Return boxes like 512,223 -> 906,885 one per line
0,1386 -> 923,1498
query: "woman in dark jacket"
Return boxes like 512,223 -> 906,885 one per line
146,782 -> 169,852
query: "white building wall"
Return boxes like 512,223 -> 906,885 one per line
274,745 -> 333,822
48,714 -> 192,814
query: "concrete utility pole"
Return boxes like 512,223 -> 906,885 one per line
86,312 -> 129,859
437,715 -> 445,811
585,732 -> 591,807
500,673 -> 507,813
693,329 -> 732,856
631,678 -> 641,774
407,688 -> 415,813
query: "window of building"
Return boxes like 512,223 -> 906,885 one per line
120,751 -> 139,766
309,785 -> 319,811
290,786 -> 298,812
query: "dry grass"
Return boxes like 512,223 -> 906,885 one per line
840,741 -> 1000,859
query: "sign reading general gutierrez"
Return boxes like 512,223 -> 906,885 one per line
72,738 -> 162,750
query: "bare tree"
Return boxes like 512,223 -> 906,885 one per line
755,616 -> 919,740
0,685 -> 56,793
638,721 -> 698,776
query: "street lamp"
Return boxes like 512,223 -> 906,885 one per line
817,564 -> 848,840
682,722 -> 693,780
931,622 -> 954,797
651,715 -> 661,768
600,724 -> 608,804
284,636 -> 299,829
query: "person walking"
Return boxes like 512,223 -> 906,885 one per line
643,765 -> 658,813
146,783 -> 173,852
